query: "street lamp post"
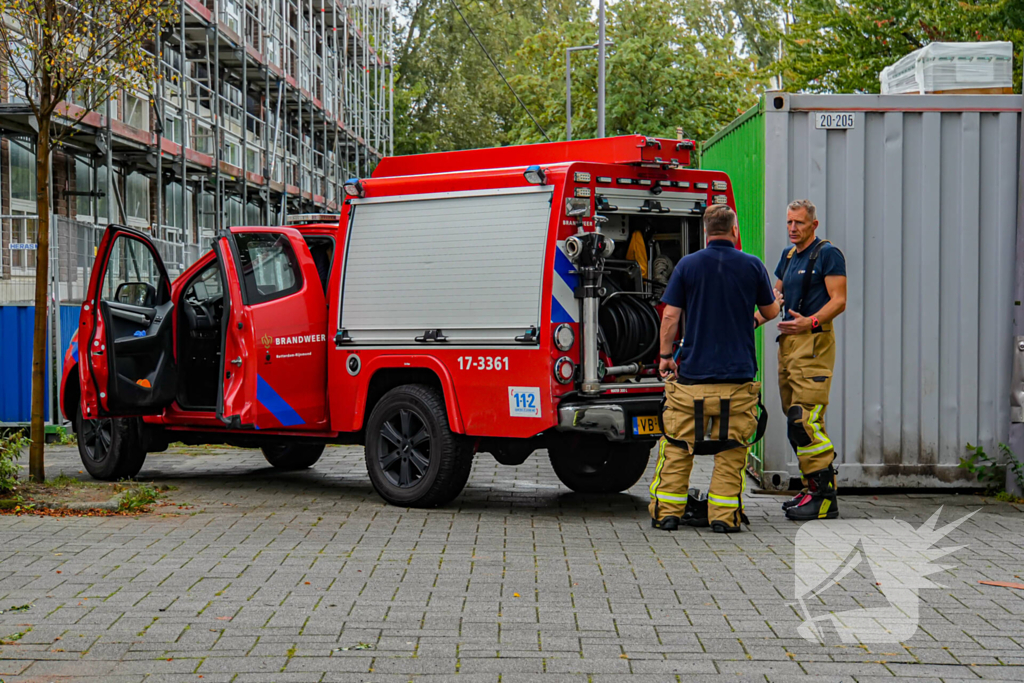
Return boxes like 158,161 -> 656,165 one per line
565,39 -> 613,141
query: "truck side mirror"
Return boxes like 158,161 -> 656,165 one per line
115,282 -> 156,307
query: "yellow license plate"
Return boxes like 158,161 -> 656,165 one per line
632,415 -> 662,435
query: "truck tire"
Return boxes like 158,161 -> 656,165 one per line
548,437 -> 652,494
261,443 -> 325,470
76,407 -> 147,481
365,384 -> 473,508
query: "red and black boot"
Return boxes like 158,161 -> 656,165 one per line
784,467 -> 839,521
781,487 -> 808,511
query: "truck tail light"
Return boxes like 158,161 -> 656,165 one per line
554,357 -> 575,384
554,323 -> 575,351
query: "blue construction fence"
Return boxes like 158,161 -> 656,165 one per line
0,304 -> 80,424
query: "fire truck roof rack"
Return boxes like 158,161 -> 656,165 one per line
284,214 -> 341,225
371,135 -> 696,179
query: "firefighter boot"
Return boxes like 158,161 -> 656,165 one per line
785,467 -> 839,521
651,516 -> 680,531
781,486 -> 808,511
681,488 -> 709,527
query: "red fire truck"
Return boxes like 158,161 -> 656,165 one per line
59,135 -> 737,507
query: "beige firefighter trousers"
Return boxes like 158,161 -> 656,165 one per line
649,380 -> 760,527
778,326 -> 836,477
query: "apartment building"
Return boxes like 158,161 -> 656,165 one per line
0,0 -> 392,305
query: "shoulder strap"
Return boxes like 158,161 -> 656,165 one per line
793,240 -> 830,315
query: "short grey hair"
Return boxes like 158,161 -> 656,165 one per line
787,199 -> 817,222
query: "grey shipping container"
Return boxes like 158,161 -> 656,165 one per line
701,92 -> 1022,489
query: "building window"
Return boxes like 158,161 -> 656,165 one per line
198,192 -> 216,248
226,195 -> 243,228
124,93 -> 149,131
164,112 -> 183,145
164,182 -> 184,229
246,202 -> 261,226
8,142 -> 37,274
75,159 -> 92,220
125,172 -> 150,228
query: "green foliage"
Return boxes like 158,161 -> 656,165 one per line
0,431 -> 28,494
999,443 -> 1024,493
776,0 -> 1023,93
55,427 -> 76,446
117,481 -> 159,512
394,0 -> 772,153
508,0 -> 763,145
959,442 -> 1024,495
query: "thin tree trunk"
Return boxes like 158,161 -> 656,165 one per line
29,115 -> 51,483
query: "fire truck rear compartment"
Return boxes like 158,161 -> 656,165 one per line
593,212 -> 702,375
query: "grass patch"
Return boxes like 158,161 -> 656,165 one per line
117,482 -> 160,512
1,628 -> 30,645
994,490 -> 1024,504
55,427 -> 76,446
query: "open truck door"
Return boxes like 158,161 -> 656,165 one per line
79,226 -> 178,419
217,227 -> 328,431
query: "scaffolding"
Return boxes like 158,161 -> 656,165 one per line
0,0 -> 393,305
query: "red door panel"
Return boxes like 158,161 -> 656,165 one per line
79,225 -> 175,419
219,227 -> 328,431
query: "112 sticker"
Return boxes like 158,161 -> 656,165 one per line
508,387 -> 541,418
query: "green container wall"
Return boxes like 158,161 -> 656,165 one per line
699,100 -> 768,478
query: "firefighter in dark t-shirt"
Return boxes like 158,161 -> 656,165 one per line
758,199 -> 847,521
651,205 -> 779,533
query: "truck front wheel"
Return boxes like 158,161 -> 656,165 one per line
548,437 -> 652,494
261,443 -> 325,470
365,384 -> 473,508
76,407 -> 147,481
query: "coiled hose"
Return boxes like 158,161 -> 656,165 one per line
598,281 -> 660,365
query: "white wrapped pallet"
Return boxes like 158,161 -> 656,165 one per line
880,41 -> 1013,94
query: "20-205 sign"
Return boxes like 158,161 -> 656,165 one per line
815,112 -> 855,129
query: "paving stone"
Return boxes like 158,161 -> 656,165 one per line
0,444 -> 1020,681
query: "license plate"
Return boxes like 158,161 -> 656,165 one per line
632,415 -> 662,436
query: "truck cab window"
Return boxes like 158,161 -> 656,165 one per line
302,236 -> 334,295
234,232 -> 302,304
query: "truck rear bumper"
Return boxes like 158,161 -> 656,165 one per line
556,394 -> 663,441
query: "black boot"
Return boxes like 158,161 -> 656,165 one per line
785,467 -> 838,521
682,488 -> 709,527
652,516 -> 680,531
781,488 -> 808,511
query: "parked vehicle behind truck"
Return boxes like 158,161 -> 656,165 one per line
60,135 -> 738,507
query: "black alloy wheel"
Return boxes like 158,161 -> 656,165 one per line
378,408 -> 432,488
364,384 -> 473,508
78,415 -> 114,465
75,407 -> 147,480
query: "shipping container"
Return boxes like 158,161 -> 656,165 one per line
702,92 -> 1021,489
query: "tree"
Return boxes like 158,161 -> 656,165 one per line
507,0 -> 764,144
776,0 -> 1023,93
393,0 -> 590,154
0,0 -> 176,481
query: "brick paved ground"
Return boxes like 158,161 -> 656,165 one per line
1,443 -> 1022,682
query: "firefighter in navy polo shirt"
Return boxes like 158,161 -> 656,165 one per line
650,204 -> 779,533
763,199 -> 847,521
